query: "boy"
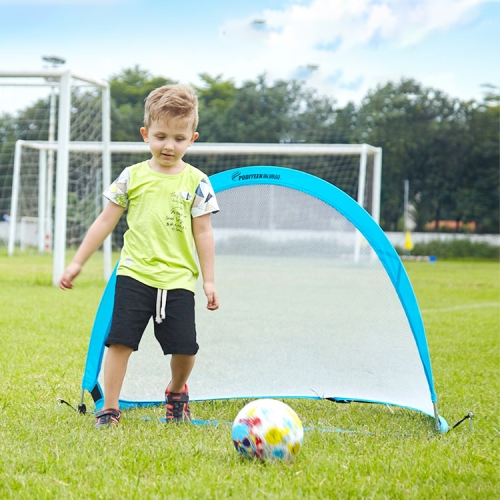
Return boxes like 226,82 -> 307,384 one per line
59,85 -> 220,427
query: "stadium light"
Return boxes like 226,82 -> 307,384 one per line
42,56 -> 66,67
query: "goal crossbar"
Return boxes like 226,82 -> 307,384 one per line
0,70 -> 107,89
15,140 -> 380,156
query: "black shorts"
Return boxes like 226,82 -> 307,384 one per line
105,275 -> 199,355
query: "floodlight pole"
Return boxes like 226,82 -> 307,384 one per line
42,56 -> 66,254
101,82 -> 112,281
45,87 -> 56,252
52,69 -> 71,287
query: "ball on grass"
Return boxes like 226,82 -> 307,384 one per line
231,399 -> 304,461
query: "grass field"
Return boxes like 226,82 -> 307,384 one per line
0,251 -> 498,499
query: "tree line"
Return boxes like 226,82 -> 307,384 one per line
110,67 -> 499,233
1,66 -> 498,233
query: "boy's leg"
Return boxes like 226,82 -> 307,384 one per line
165,354 -> 196,422
169,354 -> 196,393
155,289 -> 198,422
103,343 -> 134,410
98,276 -> 155,427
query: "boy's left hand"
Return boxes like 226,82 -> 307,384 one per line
203,282 -> 219,311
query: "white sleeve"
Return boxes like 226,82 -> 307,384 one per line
103,167 -> 130,209
191,177 -> 220,218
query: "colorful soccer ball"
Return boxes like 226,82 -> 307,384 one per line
232,399 -> 304,461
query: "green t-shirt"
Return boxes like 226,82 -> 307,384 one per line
104,161 -> 219,292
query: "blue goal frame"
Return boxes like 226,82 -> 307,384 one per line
80,166 -> 448,432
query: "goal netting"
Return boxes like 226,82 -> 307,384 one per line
66,142 -> 382,252
4,140 -> 381,250
0,70 -> 111,285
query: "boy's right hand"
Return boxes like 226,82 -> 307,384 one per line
58,262 -> 82,290
203,282 -> 219,311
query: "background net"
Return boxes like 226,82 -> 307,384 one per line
0,81 -> 103,250
109,150 -> 376,250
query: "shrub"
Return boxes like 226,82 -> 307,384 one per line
396,239 -> 499,259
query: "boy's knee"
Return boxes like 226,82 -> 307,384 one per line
106,344 -> 135,358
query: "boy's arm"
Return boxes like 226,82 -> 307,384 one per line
192,213 -> 219,311
59,201 -> 125,290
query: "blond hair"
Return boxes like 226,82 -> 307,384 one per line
143,84 -> 199,131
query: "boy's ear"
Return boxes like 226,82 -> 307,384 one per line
190,132 -> 199,144
140,127 -> 149,142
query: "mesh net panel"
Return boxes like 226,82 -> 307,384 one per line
109,150 -> 375,250
0,86 -> 52,246
0,80 -> 103,250
112,183 -> 433,415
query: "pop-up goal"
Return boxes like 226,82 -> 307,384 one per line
80,165 -> 448,433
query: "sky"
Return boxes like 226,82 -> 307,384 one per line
0,0 -> 499,114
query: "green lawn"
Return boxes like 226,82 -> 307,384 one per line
0,252 -> 498,499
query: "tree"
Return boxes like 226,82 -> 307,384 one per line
351,78 -> 478,231
3,67 -> 496,234
220,75 -> 297,142
195,74 -> 237,142
109,66 -> 176,141
286,85 -> 338,143
459,94 -> 499,233
195,73 -> 338,144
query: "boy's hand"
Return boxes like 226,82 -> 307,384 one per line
58,262 -> 82,290
203,282 -> 219,311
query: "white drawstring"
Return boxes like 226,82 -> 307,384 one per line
155,289 -> 168,324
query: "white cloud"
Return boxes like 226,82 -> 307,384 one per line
0,0 -> 497,112
250,0 -> 489,50
392,0 -> 487,46
217,0 -> 497,103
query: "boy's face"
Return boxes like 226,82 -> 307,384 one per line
140,118 -> 199,172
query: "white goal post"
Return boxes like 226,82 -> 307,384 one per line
0,69 -> 111,286
10,140 -> 382,282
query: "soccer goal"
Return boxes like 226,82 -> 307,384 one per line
0,69 -> 111,285
107,142 -> 382,223
7,140 -> 381,283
